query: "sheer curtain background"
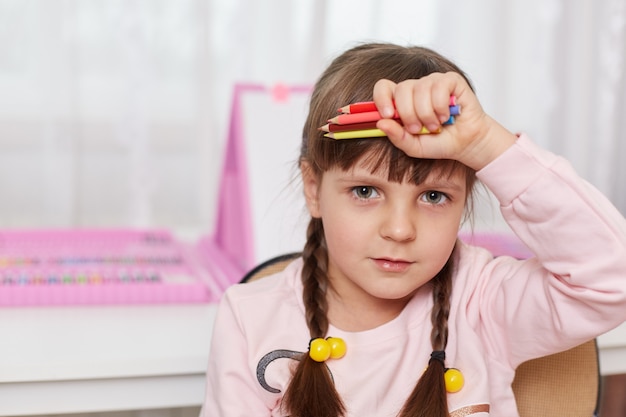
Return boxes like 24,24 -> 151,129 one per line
0,0 -> 624,236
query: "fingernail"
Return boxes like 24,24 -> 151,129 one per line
381,106 -> 395,118
407,124 -> 421,134
427,124 -> 441,133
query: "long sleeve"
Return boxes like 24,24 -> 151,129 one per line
470,133 -> 626,367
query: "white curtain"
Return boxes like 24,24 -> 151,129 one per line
0,0 -> 624,235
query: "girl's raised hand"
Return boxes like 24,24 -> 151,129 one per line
373,72 -> 517,171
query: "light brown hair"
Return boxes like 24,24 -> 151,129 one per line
283,42 -> 478,417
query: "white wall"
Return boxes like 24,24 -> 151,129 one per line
0,0 -> 624,248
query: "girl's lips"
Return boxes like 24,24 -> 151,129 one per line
372,258 -> 413,273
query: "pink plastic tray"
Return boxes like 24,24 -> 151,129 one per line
0,229 -> 228,306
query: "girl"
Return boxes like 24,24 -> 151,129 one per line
201,43 -> 626,416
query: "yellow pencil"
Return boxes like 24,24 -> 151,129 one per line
324,126 -> 439,140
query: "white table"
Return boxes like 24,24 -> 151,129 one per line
598,321 -> 626,375
0,304 -> 216,416
0,304 -> 624,416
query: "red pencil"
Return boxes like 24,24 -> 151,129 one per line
320,116 -> 454,134
319,121 -> 381,132
338,96 -> 458,114
337,102 -> 380,114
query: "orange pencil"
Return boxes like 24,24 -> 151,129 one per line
328,111 -> 455,126
328,110 -> 400,125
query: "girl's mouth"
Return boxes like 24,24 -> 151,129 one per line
372,258 -> 413,272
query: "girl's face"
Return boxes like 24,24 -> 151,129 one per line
302,154 -> 467,323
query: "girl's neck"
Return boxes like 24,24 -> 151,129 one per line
325,287 -> 413,332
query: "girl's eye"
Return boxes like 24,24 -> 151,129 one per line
352,186 -> 379,200
421,191 -> 448,205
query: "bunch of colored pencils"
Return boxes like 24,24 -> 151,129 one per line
320,97 -> 460,140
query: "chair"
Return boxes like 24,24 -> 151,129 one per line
240,252 -> 302,283
241,253 -> 601,417
512,339 -> 600,417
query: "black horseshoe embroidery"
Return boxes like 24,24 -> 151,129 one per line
256,349 -> 334,393
256,349 -> 302,393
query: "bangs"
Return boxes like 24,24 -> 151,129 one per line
315,137 -> 472,187
300,43 -> 478,202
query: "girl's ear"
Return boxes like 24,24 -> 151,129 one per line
301,161 -> 322,218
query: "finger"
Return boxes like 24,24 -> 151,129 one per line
376,118 -> 406,140
431,80 -> 455,124
386,129 -> 452,160
385,128 -> 428,159
439,71 -> 477,118
378,117 -> 438,159
410,82 -> 441,134
391,81 -> 425,135
372,79 -> 398,118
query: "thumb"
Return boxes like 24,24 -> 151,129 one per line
377,119 -> 456,160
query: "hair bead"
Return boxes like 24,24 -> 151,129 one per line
308,337 -> 347,362
444,368 -> 464,393
309,338 -> 331,362
326,337 -> 347,359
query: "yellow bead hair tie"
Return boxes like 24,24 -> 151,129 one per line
444,368 -> 465,393
308,337 -> 347,362
430,351 -> 465,393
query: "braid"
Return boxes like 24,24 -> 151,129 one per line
281,218 -> 346,417
301,218 -> 330,338
430,257 -> 452,351
397,243 -> 456,417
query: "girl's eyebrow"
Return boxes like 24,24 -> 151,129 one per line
334,174 -> 391,191
335,170 -> 387,183
421,178 -> 465,193
336,171 -> 466,193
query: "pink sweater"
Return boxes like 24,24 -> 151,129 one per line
201,135 -> 626,416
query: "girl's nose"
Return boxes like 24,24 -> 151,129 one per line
380,204 -> 417,242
